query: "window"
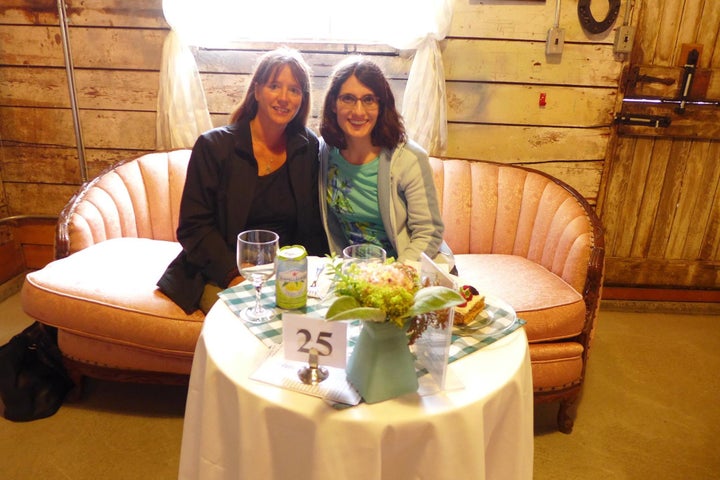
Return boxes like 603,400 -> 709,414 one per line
163,0 -> 449,48
159,0 -> 453,155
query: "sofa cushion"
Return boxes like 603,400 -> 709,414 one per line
454,254 -> 585,343
22,238 -> 204,356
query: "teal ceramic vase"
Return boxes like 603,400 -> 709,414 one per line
346,320 -> 419,403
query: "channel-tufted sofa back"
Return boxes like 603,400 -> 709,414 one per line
56,150 -> 192,258
429,158 -> 601,295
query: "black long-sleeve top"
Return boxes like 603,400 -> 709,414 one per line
157,120 -> 329,314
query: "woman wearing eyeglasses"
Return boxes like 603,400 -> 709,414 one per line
158,48 -> 328,314
319,56 -> 452,269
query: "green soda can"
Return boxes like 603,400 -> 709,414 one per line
275,245 -> 307,309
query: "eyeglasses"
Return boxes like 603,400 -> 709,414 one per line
337,93 -> 380,110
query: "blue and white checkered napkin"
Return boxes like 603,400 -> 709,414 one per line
218,280 -> 330,348
219,281 -> 524,363
447,301 -> 526,364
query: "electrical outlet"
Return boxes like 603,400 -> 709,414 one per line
546,27 -> 565,55
614,25 -> 635,54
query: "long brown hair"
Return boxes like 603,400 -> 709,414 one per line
229,47 -> 312,132
320,55 -> 406,150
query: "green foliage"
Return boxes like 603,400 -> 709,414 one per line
325,260 -> 465,335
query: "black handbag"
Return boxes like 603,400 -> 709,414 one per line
0,322 -> 74,422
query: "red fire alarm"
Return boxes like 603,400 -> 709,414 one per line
539,93 -> 547,107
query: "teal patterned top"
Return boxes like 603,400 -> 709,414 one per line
326,147 -> 395,257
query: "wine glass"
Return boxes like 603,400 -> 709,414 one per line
342,244 -> 386,275
341,244 -> 386,340
237,229 -> 279,323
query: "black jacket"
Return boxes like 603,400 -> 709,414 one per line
157,121 -> 329,314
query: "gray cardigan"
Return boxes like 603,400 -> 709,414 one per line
319,138 -> 452,266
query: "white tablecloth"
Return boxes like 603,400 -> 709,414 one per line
178,299 -> 534,480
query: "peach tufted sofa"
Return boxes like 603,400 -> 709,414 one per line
21,149 -> 603,433
430,158 -> 605,433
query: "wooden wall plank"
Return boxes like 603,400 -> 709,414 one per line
81,110 -> 156,149
0,26 -> 165,69
604,257 -> 719,287
5,182 -> 79,216
598,135 -> 635,254
634,0 -> 663,65
609,137 -> 648,257
676,2 -> 705,54
0,0 -> 165,27
0,107 -> 155,149
0,66 -> 68,107
0,25 -> 64,66
630,138 -> 672,258
446,82 -> 616,126
449,0 -> 617,43
194,48 -> 411,77
527,161 -> 602,202
0,0 -> 58,25
0,145 -> 82,184
0,145 -> 133,184
0,106 -> 76,146
0,66 -> 159,110
68,28 -> 165,69
76,70 -> 159,110
443,39 -> 622,87
447,124 -> 608,161
669,141 -> 720,259
200,73 -> 406,117
65,0 -> 165,28
655,1 -> 683,65
700,175 -> 720,260
691,1 -> 718,67
647,140 -> 691,257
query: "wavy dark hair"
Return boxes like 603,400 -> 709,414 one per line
320,56 -> 406,150
229,47 -> 312,132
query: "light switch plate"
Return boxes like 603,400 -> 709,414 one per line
614,25 -> 635,54
546,27 -> 565,55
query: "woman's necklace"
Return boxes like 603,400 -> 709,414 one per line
253,138 -> 286,175
259,150 -> 285,174
250,119 -> 286,175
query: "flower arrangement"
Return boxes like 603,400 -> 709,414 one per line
325,259 -> 465,344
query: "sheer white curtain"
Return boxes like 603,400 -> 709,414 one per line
156,29 -> 213,150
159,0 -> 452,154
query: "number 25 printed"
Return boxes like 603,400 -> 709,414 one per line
296,329 -> 333,356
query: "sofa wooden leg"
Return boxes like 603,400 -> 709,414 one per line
557,396 -> 578,433
63,362 -> 85,402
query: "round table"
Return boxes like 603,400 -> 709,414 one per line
178,294 -> 534,480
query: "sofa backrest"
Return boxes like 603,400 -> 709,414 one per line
56,150 -> 192,258
429,157 -> 601,294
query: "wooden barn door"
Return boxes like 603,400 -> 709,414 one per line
598,0 -> 720,299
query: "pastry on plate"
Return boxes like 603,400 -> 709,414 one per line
454,285 -> 485,325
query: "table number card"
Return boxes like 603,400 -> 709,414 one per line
282,313 -> 348,369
